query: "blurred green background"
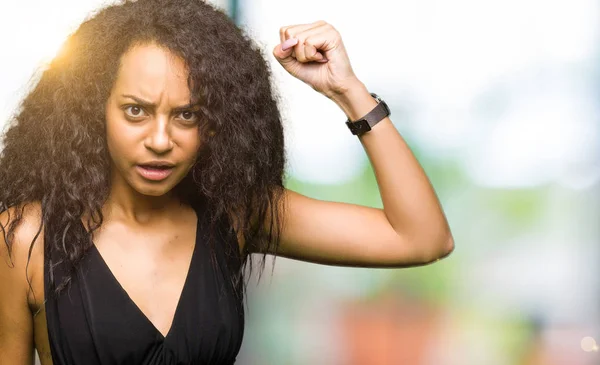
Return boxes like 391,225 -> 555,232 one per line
231,1 -> 600,364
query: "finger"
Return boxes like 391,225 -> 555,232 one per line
294,40 -> 307,63
299,23 -> 338,54
280,21 -> 326,61
273,38 -> 300,65
272,42 -> 302,76
294,24 -> 332,63
279,20 -> 325,44
280,25 -> 304,59
279,23 -> 314,44
292,25 -> 325,62
281,38 -> 298,51
304,41 -> 328,62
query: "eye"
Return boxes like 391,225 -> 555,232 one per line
124,105 -> 147,118
177,110 -> 199,123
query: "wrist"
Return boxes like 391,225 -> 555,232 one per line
330,80 -> 377,121
344,92 -> 391,136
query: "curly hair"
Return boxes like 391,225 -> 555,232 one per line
0,0 -> 286,302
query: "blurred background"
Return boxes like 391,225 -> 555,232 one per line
1,0 -> 598,364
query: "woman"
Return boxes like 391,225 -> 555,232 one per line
0,0 -> 454,364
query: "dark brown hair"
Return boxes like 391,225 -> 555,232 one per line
0,0 -> 286,303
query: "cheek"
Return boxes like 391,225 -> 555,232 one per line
191,134 -> 202,156
177,129 -> 202,162
105,113 -> 133,164
106,130 -> 122,161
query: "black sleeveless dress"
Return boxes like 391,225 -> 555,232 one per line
43,202 -> 245,365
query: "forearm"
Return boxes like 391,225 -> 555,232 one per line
331,80 -> 454,260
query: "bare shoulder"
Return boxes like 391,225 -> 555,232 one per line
0,202 -> 44,301
0,202 -> 43,364
0,202 -> 44,266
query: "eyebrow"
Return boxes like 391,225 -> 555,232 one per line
121,94 -> 200,112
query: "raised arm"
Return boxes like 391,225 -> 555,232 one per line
263,21 -> 454,267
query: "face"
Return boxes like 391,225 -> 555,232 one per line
105,43 -> 201,197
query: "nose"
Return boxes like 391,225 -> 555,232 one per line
144,116 -> 174,154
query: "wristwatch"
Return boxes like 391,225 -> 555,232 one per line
345,93 -> 390,136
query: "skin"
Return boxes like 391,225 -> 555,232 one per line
264,21 -> 454,267
0,21 -> 454,364
1,43 -> 204,364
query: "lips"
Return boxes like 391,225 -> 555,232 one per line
139,164 -> 172,169
136,163 -> 175,181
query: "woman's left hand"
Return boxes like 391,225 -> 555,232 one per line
273,20 -> 362,99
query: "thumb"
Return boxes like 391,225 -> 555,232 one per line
273,38 -> 299,64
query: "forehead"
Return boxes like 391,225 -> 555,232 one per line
112,43 -> 191,102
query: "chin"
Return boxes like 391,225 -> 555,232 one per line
140,188 -> 173,197
130,179 -> 177,197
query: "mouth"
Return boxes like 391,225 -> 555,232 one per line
136,163 -> 175,181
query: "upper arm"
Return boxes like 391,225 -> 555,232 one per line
259,189 -> 451,268
0,205 -> 42,365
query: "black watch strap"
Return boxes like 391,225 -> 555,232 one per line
345,93 -> 390,136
